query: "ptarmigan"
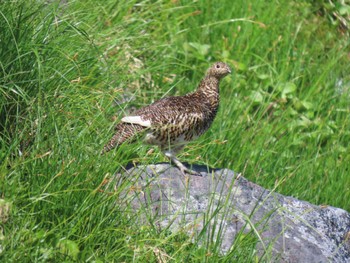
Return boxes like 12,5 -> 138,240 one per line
102,62 -> 231,175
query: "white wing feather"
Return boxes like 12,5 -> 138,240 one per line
121,116 -> 152,127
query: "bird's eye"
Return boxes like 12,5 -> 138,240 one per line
216,64 -> 220,69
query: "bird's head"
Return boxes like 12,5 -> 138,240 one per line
207,62 -> 231,79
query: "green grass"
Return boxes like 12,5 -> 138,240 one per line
1,0 -> 349,261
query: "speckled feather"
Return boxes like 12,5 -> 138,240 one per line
102,62 -> 231,156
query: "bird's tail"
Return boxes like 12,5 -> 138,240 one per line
101,123 -> 145,154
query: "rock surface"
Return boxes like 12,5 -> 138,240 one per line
112,163 -> 350,262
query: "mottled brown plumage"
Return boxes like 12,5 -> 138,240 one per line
102,62 -> 231,175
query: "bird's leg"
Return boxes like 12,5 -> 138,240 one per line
163,149 -> 202,176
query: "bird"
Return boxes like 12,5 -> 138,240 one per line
102,62 -> 231,176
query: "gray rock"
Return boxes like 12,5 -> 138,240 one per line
112,163 -> 350,262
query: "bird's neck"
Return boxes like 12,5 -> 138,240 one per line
196,75 -> 220,109
197,75 -> 220,92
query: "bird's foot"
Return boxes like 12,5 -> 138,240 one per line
164,152 -> 202,177
176,163 -> 202,177
181,169 -> 203,176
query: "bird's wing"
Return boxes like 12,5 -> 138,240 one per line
123,96 -> 207,127
121,116 -> 152,127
